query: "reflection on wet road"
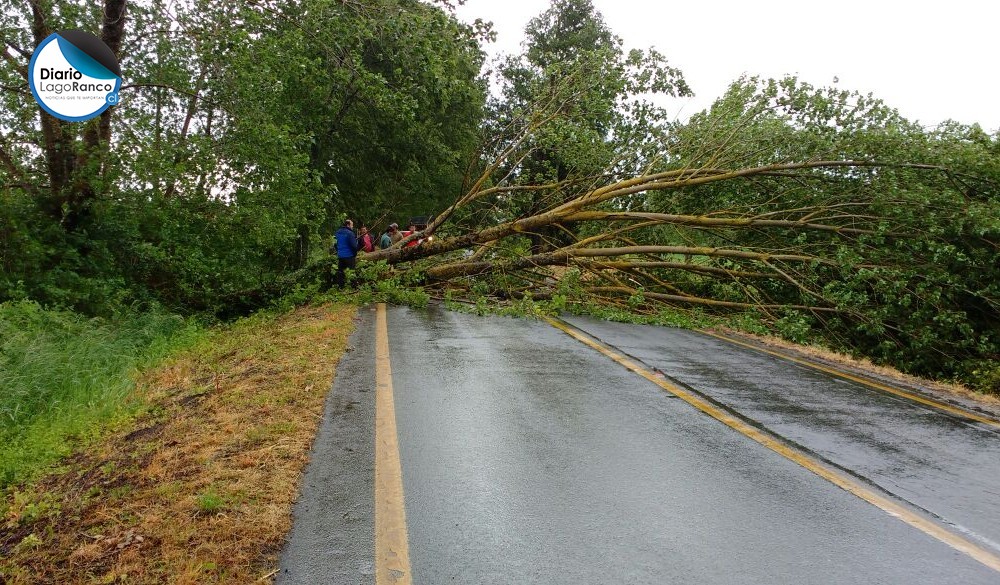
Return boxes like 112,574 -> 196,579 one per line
279,304 -> 1000,584
562,315 -> 1000,553
386,305 -> 998,584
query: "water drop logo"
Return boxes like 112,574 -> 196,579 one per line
29,30 -> 122,122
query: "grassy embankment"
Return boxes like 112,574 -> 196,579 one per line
1,302 -> 356,584
0,302 -> 201,488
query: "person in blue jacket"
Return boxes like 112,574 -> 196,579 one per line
333,219 -> 359,288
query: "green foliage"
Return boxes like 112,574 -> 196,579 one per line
723,311 -> 772,337
560,300 -> 721,330
269,282 -> 325,314
1,0 -> 996,395
957,360 -> 1000,395
248,0 -> 488,227
2,490 -> 61,528
331,260 -> 431,307
13,532 -> 43,554
484,0 -> 690,246
0,302 -> 202,487
650,76 -> 1000,389
444,293 -> 549,319
773,312 -> 814,344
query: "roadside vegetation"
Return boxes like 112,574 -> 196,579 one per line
2,0 -> 996,392
0,302 -> 201,488
1,303 -> 355,584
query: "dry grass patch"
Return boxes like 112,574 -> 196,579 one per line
1,303 -> 357,584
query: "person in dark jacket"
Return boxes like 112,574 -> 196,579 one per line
333,219 -> 359,288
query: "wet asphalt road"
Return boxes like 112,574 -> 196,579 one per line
279,304 -> 1000,584
562,315 -> 1000,553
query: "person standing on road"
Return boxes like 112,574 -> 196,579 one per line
380,224 -> 395,249
401,223 -> 420,248
333,219 -> 359,288
359,225 -> 375,253
389,223 -> 403,245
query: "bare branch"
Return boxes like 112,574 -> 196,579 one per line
586,286 -> 841,313
562,211 -> 883,236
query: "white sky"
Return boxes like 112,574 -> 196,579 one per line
454,0 -> 999,132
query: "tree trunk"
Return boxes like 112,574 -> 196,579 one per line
30,0 -> 128,230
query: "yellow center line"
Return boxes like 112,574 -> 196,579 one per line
544,316 -> 1000,574
375,303 -> 413,585
700,330 -> 1000,430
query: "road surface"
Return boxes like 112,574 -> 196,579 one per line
278,304 -> 1000,584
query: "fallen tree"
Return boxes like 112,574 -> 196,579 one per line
359,157 -> 963,315
251,0 -> 998,391
317,76 -> 999,391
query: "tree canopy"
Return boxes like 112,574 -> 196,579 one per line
0,0 -> 488,313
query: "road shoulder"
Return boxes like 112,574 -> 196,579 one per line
277,305 -> 378,585
706,327 -> 1000,421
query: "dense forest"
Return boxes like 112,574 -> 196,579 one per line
2,0 -> 998,396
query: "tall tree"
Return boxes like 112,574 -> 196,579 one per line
1,0 -> 131,309
244,0 -> 488,230
493,0 -> 690,252
0,0 -> 489,313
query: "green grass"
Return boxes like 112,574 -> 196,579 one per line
194,490 -> 226,514
0,301 -> 202,488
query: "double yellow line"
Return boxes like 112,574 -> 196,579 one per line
544,316 -> 1000,574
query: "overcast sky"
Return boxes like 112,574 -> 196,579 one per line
454,0 -> 999,132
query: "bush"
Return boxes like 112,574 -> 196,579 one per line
957,360 -> 1000,395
